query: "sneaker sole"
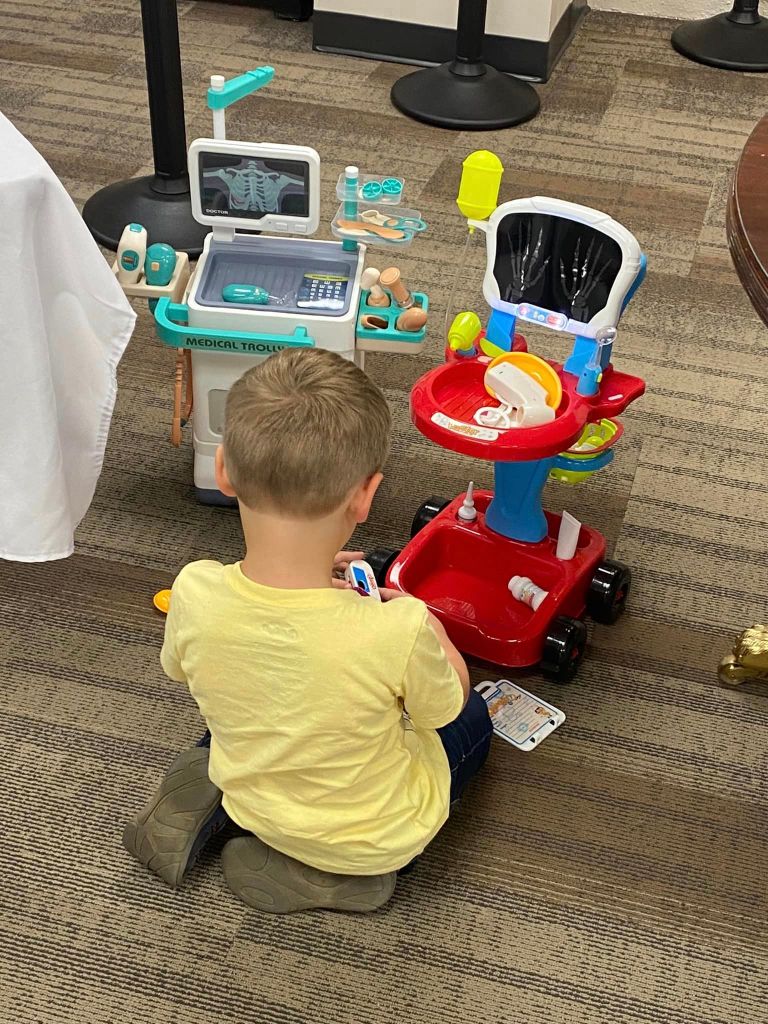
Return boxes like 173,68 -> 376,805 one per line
222,836 -> 397,914
122,747 -> 224,888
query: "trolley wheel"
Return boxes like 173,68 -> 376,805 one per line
586,561 -> 631,625
411,496 -> 450,538
540,616 -> 588,683
366,548 -> 401,587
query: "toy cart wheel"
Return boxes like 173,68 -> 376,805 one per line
586,561 -> 631,625
411,496 -> 450,538
540,616 -> 588,683
366,548 -> 401,587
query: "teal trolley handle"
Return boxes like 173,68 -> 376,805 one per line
153,298 -> 316,354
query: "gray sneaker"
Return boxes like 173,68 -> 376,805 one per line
122,747 -> 227,888
222,835 -> 397,914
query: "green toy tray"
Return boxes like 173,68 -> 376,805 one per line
356,290 -> 429,345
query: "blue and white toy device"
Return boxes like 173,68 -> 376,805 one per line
344,560 -> 381,600
117,223 -> 148,285
152,67 -> 430,504
144,243 -> 177,287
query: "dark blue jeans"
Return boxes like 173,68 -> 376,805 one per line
437,687 -> 494,805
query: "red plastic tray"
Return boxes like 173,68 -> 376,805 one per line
411,356 -> 645,462
387,492 -> 606,668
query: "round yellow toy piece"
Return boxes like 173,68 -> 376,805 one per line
487,352 -> 563,409
567,419 -> 619,458
153,589 -> 172,615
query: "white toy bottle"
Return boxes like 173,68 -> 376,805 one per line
116,223 -> 148,285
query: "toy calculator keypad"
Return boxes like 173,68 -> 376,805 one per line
297,273 -> 349,310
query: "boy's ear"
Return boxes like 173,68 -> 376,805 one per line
351,472 -> 383,524
214,446 -> 237,498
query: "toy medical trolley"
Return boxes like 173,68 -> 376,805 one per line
148,67 -> 429,502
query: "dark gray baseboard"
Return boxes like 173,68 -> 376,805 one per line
313,1 -> 588,82
205,0 -> 312,20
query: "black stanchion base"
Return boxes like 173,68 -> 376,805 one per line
82,174 -> 208,255
671,13 -> 768,72
391,61 -> 540,130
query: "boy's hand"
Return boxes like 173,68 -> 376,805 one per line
331,550 -> 365,589
333,550 -> 364,572
379,587 -> 407,601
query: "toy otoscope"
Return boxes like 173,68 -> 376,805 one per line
444,151 -> 504,344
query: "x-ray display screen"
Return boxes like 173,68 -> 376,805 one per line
492,213 -> 624,323
199,152 -> 310,221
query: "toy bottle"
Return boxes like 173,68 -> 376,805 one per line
457,482 -> 477,522
508,575 -> 549,611
116,223 -> 148,285
448,311 -> 482,354
457,151 -> 503,223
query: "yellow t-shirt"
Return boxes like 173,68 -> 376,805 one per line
160,560 -> 465,875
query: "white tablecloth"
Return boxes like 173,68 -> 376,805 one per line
0,112 -> 136,561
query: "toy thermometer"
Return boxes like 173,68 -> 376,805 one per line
344,560 -> 381,601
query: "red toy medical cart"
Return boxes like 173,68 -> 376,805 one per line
369,185 -> 647,682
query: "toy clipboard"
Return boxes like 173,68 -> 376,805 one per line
475,679 -> 565,751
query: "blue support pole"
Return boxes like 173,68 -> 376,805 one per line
564,334 -> 594,379
484,308 -> 517,351
485,458 -> 556,542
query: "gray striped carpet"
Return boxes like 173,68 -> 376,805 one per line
1,3 -> 767,1022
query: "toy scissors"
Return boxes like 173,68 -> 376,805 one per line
360,209 -> 428,233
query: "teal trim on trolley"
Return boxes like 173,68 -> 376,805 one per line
153,298 -> 316,354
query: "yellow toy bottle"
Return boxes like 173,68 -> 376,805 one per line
456,151 -> 503,223
448,311 -> 482,353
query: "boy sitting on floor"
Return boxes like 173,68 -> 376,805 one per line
124,348 -> 492,913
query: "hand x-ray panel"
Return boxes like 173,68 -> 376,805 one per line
472,198 -> 643,339
492,213 -> 623,324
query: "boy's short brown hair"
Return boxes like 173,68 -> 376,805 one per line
223,349 -> 392,516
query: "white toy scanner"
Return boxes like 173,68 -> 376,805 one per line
475,361 -> 556,429
149,67 -> 430,504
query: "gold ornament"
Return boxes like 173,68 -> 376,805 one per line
719,625 -> 768,687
